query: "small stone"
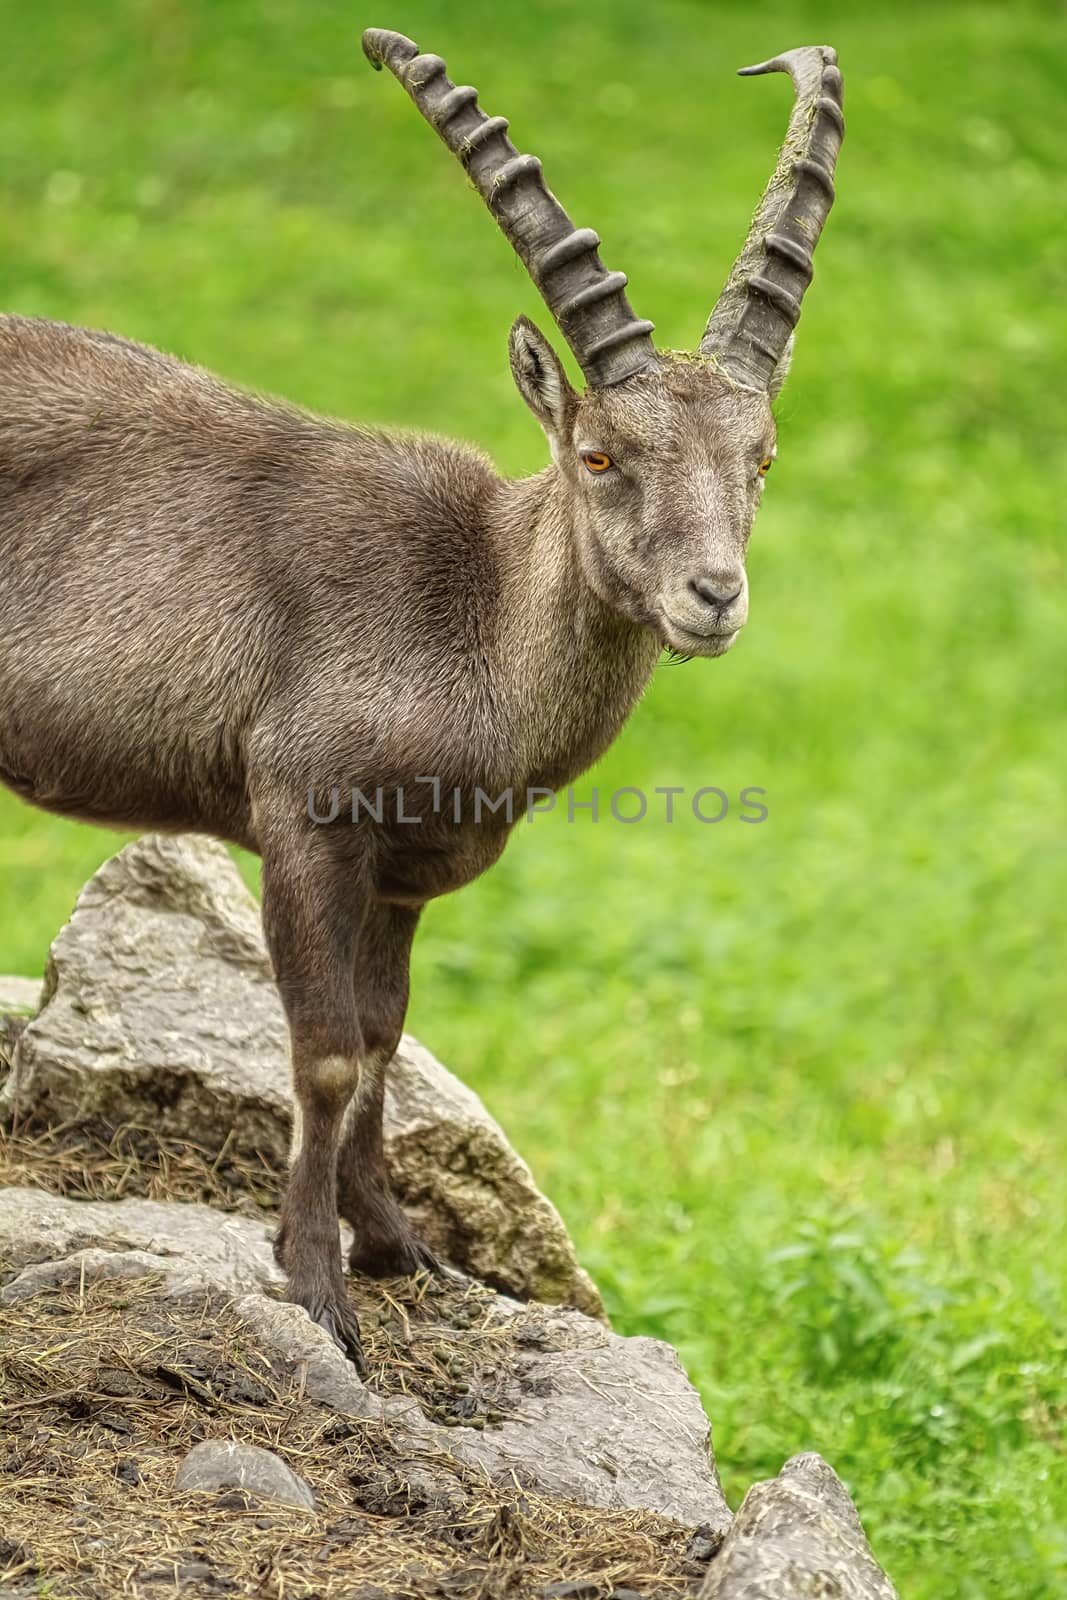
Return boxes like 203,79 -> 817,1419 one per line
174,1439 -> 315,1511
685,1524 -> 724,1563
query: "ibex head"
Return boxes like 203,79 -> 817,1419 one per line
364,31 -> 844,659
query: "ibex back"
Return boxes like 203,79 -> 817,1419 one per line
0,30 -> 844,1369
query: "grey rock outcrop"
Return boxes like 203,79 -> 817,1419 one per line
0,1186 -> 284,1301
700,1451 -> 898,1599
384,1033 -> 601,1313
445,1308 -> 725,1525
0,1183 -> 729,1528
0,833 -> 600,1314
0,836 -> 901,1594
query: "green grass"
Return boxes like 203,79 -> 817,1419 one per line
1,1 -> 1065,1593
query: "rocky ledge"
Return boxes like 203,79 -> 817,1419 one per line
0,834 -> 897,1599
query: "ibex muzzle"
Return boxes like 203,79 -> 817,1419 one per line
0,30 -> 843,1370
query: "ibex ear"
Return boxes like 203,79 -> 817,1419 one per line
509,316 -> 576,442
768,334 -> 794,401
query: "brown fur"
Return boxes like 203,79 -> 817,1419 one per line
0,309 -> 777,1367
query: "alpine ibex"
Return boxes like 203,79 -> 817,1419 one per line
0,29 -> 844,1370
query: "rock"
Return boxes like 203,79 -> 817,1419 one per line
383,1033 -> 602,1315
0,1187 -> 284,1300
441,1306 -> 730,1529
228,1295 -> 405,1428
1,833 -> 600,1314
0,1184 -> 728,1527
1,837 -> 286,1161
699,1451 -> 898,1599
0,841 -> 901,1588
174,1439 -> 315,1511
0,1246 -> 213,1304
236,1287 -> 730,1529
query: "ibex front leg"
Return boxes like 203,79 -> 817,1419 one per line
336,901 -> 441,1278
260,831 -> 368,1371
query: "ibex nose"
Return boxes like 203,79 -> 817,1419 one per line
688,572 -> 744,610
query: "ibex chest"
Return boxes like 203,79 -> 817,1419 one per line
367,666 -> 657,909
371,803 -> 512,906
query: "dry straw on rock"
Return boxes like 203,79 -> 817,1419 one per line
0,1270 -> 707,1600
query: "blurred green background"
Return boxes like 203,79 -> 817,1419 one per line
1,1 -> 1064,1593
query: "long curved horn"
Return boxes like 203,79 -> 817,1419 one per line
362,28 -> 657,389
700,47 -> 844,391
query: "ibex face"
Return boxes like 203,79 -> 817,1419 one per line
510,322 -> 780,658
365,28 -> 843,660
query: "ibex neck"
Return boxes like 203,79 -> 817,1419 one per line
491,467 -> 660,790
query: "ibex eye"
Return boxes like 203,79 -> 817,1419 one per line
758,457 -> 773,476
583,452 -> 612,474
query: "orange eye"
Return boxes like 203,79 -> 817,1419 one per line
758,457 -> 774,477
583,451 -> 613,474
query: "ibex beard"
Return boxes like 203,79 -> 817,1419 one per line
0,29 -> 843,1372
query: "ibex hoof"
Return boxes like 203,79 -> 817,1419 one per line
348,1229 -> 443,1281
286,1275 -> 368,1379
314,1298 -> 369,1380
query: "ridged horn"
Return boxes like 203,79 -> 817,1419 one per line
700,46 -> 844,390
362,28 -> 658,389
